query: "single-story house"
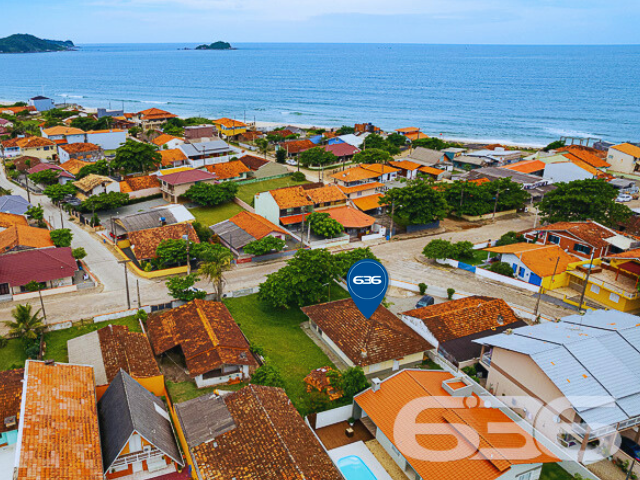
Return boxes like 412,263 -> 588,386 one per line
326,205 -> 376,238
58,142 -> 103,163
400,296 -> 527,368
406,147 -> 444,166
211,211 -> 290,257
11,156 -> 41,173
14,361 -> 103,479
353,370 -> 559,480
0,225 -> 54,253
500,159 -> 546,176
73,174 -> 120,200
389,159 -> 422,179
67,324 -> 163,399
26,163 -> 75,185
484,242 -> 580,288
159,168 -> 217,203
0,368 -> 24,451
238,154 -> 269,171
418,165 -> 446,180
59,158 -> 90,176
118,174 -> 161,199
0,195 -> 31,216
320,143 -> 360,162
110,204 -> 195,239
159,148 -> 188,169
0,212 -> 28,232
0,247 -> 77,296
302,298 -> 433,376
205,160 -> 251,181
278,139 -> 315,157
127,222 -> 199,263
175,385 -> 341,480
151,133 -> 184,150
352,193 -> 386,214
98,370 -> 183,479
606,143 -> 640,174
146,299 -> 258,388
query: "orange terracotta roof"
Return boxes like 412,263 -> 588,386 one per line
270,186 -> 314,209
306,185 -> 347,204
59,158 -> 90,175
533,221 -> 617,248
160,148 -> 188,166
352,193 -> 386,212
336,181 -> 384,194
138,108 -> 177,120
280,213 -> 310,225
152,133 -> 183,146
330,166 -> 381,183
16,361 -> 102,480
402,296 -> 523,342
419,166 -> 445,176
0,212 -> 28,229
281,139 -> 315,154
361,163 -> 400,175
147,299 -> 258,377
13,137 -> 56,149
42,126 -> 85,136
96,325 -> 161,383
355,370 -> 558,480
390,159 -> 422,170
485,243 -> 580,277
501,160 -> 546,174
2,106 -> 36,114
605,248 -> 640,260
229,211 -> 288,239
205,160 -> 251,180
302,299 -> 432,366
0,368 -> 24,434
469,178 -> 490,185
563,157 -> 611,178
396,127 -> 420,133
611,143 -> 640,158
0,225 -> 53,252
558,145 -> 610,168
326,205 -> 375,228
213,117 -> 247,128
128,223 -> 199,260
119,174 -> 161,193
59,142 -> 100,154
85,129 -> 125,134
405,131 -> 429,141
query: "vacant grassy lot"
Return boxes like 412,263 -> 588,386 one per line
189,202 -> 245,227
236,176 -> 309,205
166,380 -> 245,404
223,287 -> 349,410
0,338 -> 27,371
539,464 -> 575,480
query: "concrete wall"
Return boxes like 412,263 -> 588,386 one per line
254,192 -> 280,225
127,186 -> 161,199
607,149 -> 636,174
315,404 -> 354,429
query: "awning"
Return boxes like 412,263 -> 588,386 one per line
618,261 -> 640,276
280,213 -> 310,225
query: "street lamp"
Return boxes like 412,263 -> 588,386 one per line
183,234 -> 191,274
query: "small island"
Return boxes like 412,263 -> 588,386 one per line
0,34 -> 74,54
195,41 -> 234,51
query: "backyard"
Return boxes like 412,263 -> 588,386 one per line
236,176 -> 309,205
189,202 -> 245,227
539,463 -> 576,480
223,286 -> 349,411
0,315 -> 142,370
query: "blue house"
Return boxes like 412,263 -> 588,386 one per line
28,96 -> 55,112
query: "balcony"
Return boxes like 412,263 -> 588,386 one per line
481,352 -> 492,367
570,422 -> 617,440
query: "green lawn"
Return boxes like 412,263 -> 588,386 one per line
223,287 -> 349,411
189,202 -> 245,227
540,464 -> 575,480
0,316 -> 142,371
166,380 -> 246,404
236,176 -> 309,205
464,249 -> 490,266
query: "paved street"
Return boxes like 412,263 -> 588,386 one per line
0,165 -> 572,332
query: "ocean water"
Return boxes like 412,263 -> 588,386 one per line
1,43 -> 639,146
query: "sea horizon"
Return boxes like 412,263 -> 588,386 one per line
1,42 -> 639,146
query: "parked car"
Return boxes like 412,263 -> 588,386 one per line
621,437 -> 640,461
616,193 -> 633,202
286,159 -> 298,166
415,295 -> 435,308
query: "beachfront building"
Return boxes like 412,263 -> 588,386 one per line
178,140 -> 232,167
28,96 -> 55,111
606,143 -> 640,174
213,118 -> 247,138
133,108 -> 178,129
184,124 -> 216,142
85,129 -> 127,151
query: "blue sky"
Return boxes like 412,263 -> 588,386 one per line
2,0 -> 639,44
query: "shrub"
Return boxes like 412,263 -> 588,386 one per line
291,171 -> 306,182
489,262 -> 515,278
243,236 -> 286,256
250,364 -> 285,388
423,239 -> 454,260
72,247 -> 87,260
495,231 -> 525,247
447,288 -> 455,300
418,283 -> 427,295
302,391 -> 332,415
193,221 -> 212,243
0,335 -> 7,349
25,281 -> 42,292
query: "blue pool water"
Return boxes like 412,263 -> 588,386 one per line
337,455 -> 378,480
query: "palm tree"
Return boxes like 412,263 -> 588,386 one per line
255,138 -> 269,159
199,248 -> 234,301
5,304 -> 45,341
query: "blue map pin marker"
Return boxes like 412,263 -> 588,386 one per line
347,259 -> 389,319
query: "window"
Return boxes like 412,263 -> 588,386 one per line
547,234 -> 560,245
573,244 -> 592,255
518,266 -> 526,277
610,293 -> 620,303
590,284 -> 601,294
517,471 -> 534,480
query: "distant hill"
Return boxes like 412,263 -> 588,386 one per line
195,41 -> 233,51
0,34 -> 75,54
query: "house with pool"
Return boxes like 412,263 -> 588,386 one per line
309,369 -> 562,480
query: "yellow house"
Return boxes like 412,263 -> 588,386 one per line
2,136 -> 57,160
559,249 -> 640,312
213,117 -> 248,137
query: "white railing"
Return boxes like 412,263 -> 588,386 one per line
111,449 -> 163,468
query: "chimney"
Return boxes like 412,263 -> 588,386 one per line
4,416 -> 17,430
372,378 -> 381,392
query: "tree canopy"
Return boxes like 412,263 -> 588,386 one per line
80,191 -> 129,212
308,212 -> 344,238
166,274 -> 206,302
543,140 -> 565,152
422,239 -> 475,261
28,169 -> 59,185
243,236 -> 286,256
50,228 -> 73,247
183,182 -> 238,206
352,148 -> 392,164
538,178 -> 631,227
76,159 -> 110,179
363,134 -> 400,155
156,239 -> 189,267
299,147 -> 337,167
380,179 -> 448,225
43,183 -> 76,202
442,178 -> 530,217
333,247 -> 379,277
70,115 -> 114,132
111,140 -> 162,174
412,137 -> 453,151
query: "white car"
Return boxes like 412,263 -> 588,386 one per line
286,159 -> 298,166
616,193 -> 633,202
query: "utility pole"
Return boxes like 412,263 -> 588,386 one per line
136,279 -> 141,307
119,260 -> 131,310
183,234 -> 191,274
23,172 -> 31,203
388,201 -> 396,240
577,251 -> 596,314
38,289 -> 47,322
59,203 -> 64,228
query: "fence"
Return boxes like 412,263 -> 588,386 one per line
406,221 -> 440,233
314,404 -> 354,429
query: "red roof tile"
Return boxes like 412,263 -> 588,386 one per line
0,247 -> 76,286
321,143 -> 360,157
160,169 -> 217,185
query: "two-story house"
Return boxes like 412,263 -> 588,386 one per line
1,136 -> 57,160
254,185 -> 315,230
178,140 -> 232,168
329,164 -> 399,200
212,118 -> 248,138
159,168 -> 217,203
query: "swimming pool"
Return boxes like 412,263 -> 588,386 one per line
337,455 -> 378,480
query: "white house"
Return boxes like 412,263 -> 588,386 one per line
607,143 -> 640,174
85,129 -> 127,151
28,96 -> 55,112
178,140 -> 232,168
543,160 -> 597,183
152,134 -> 184,150
73,174 -> 120,199
41,126 -> 87,144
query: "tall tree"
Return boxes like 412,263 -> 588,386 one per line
299,147 -> 337,167
353,148 -> 392,164
5,304 -> 45,341
380,179 -> 448,225
166,274 -> 206,302
43,183 -> 77,202
538,178 -> 631,227
255,138 -> 269,158
198,246 -> 234,301
112,140 -> 162,174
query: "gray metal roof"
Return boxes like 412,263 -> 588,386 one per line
510,322 -> 610,345
618,393 -> 640,418
210,219 -> 256,249
98,370 -> 183,470
597,333 -> 640,374
179,140 -> 230,158
562,310 -> 640,331
473,332 -> 558,355
175,393 -> 236,449
406,147 -> 444,166
0,195 -> 31,215
624,327 -> 640,352
578,404 -> 628,427
117,207 -> 180,233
